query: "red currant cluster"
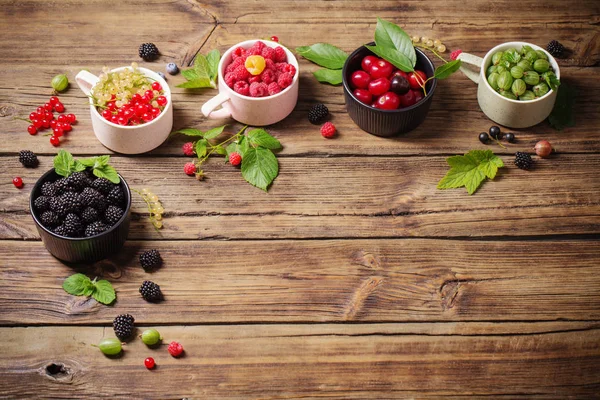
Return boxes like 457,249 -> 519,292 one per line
100,81 -> 167,126
26,96 -> 77,147
350,55 -> 427,110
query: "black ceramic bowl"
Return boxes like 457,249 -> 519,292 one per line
30,169 -> 131,263
342,43 -> 437,137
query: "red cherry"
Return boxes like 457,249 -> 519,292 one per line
156,96 -> 167,107
399,90 -> 416,107
66,114 -> 77,124
353,88 -> 373,104
144,357 -> 155,369
27,125 -> 37,135
50,135 -> 60,146
12,177 -> 23,188
361,55 -> 378,72
412,89 -> 424,104
369,59 -> 393,79
350,70 -> 371,89
368,77 -> 391,96
270,36 -> 279,42
407,70 -> 427,90
49,96 -> 59,105
375,92 -> 401,110
151,82 -> 162,91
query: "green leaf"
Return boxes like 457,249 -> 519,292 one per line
82,284 -> 95,297
374,18 -> 416,67
365,45 -> 414,72
238,135 -> 250,157
92,280 -> 116,305
241,147 -> 279,191
206,49 -> 221,81
548,81 -> 576,130
247,129 -> 282,150
437,150 -> 504,195
73,161 -> 87,172
214,145 -> 227,155
77,157 -> 97,167
313,68 -> 343,85
433,60 -> 462,80
226,142 -> 238,158
295,43 -> 348,69
203,125 -> 226,140
62,273 -> 92,296
93,165 -> 120,184
53,150 -> 76,177
194,54 -> 211,80
502,48 -> 521,64
177,78 -> 212,89
195,139 -> 207,158
181,68 -> 200,81
172,128 -> 205,137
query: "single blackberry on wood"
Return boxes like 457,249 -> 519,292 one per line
138,43 -> 159,61
139,281 -> 163,302
514,152 -> 533,170
19,150 -> 38,167
307,103 -> 329,124
139,249 -> 162,271
113,314 -> 135,341
546,40 -> 565,58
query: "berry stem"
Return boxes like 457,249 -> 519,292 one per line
493,137 -> 507,149
413,43 -> 449,63
13,116 -> 32,123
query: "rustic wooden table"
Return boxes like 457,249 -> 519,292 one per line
1,1 -> 599,398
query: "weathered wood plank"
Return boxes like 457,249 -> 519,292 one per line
1,155 -> 599,240
1,323 -> 599,398
1,239 -> 599,324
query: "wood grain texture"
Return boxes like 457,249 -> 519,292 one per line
1,239 -> 599,324
1,323 -> 599,398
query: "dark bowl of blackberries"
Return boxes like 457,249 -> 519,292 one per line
342,43 -> 437,137
30,168 -> 131,263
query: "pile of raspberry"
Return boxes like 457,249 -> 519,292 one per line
224,41 -> 296,98
25,96 -> 77,147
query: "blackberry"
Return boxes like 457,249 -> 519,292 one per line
63,213 -> 84,237
91,178 -> 114,194
546,40 -> 565,58
19,150 -> 38,168
107,187 -> 125,206
139,43 -> 159,61
54,178 -> 75,194
514,152 -> 533,170
58,192 -> 83,215
139,281 -> 163,302
105,205 -> 124,226
53,225 -> 66,236
307,103 -> 329,124
139,249 -> 162,271
40,211 -> 60,227
81,207 -> 100,224
67,172 -> 91,190
80,187 -> 107,212
34,196 -> 50,211
41,181 -> 57,197
85,221 -> 108,237
113,314 -> 135,341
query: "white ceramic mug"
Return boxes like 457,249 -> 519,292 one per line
201,39 -> 299,126
458,41 -> 560,128
75,67 -> 173,154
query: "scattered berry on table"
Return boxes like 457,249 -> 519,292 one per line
98,338 -> 122,356
141,329 -> 162,346
157,71 -> 166,80
534,140 -> 553,157
168,341 -> 184,357
546,40 -> 565,58
479,132 -> 490,144
182,142 -> 195,156
307,103 -> 329,125
85,221 -> 108,237
320,122 -> 337,139
105,205 -> 125,226
113,314 -> 135,341
50,136 -> 60,146
229,152 -> 242,166
166,62 -> 179,75
144,357 -> 155,369
184,162 -> 197,176
139,280 -> 163,302
13,177 -> 23,188
505,132 -> 516,143
514,152 -> 533,170
139,43 -> 160,61
450,49 -> 462,60
270,35 -> 279,42
140,249 -> 162,271
489,126 -> 501,139
27,125 -> 37,135
19,150 -> 38,168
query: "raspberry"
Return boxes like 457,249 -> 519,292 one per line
247,41 -> 265,56
233,65 -> 250,81
273,46 -> 287,62
249,82 -> 268,97
320,122 -> 336,138
248,75 -> 261,84
281,63 -> 296,77
229,152 -> 242,166
265,59 -> 276,71
168,341 -> 184,357
450,49 -> 462,61
231,46 -> 246,60
261,47 -> 275,60
182,142 -> 194,156
233,81 -> 250,96
260,69 -> 276,84
267,82 -> 282,96
184,162 -> 196,176
224,72 -> 236,88
277,72 -> 293,89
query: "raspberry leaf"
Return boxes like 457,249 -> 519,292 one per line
206,49 -> 221,82
203,125 -> 226,140
92,279 -> 116,305
195,139 -> 208,158
62,273 -> 93,296
434,60 -> 462,80
241,147 -> 279,191
247,129 -> 282,150
374,18 -> 416,67
214,145 -> 227,155
313,68 -> 343,85
365,45 -> 414,73
437,150 -> 504,195
295,43 -> 348,69
172,128 -> 205,137
177,50 -> 220,89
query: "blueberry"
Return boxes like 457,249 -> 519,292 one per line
505,132 -> 515,143
489,126 -> 501,139
157,72 -> 166,80
166,63 -> 179,75
479,132 -> 490,144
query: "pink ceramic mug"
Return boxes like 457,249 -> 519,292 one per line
201,39 -> 299,126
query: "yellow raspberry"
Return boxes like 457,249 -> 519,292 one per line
245,55 -> 266,76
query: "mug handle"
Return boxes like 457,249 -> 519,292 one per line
75,70 -> 100,96
201,92 -> 232,119
457,53 -> 484,84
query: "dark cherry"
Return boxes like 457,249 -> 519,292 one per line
412,89 -> 424,104
390,75 -> 410,95
399,90 -> 416,107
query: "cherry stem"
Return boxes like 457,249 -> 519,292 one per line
413,43 -> 449,63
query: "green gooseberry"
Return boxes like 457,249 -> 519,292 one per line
533,59 -> 550,73
500,60 -> 512,69
492,51 -> 504,65
497,71 -> 514,91
487,72 -> 500,90
535,50 -> 549,60
524,50 -> 539,62
141,329 -> 162,346
512,79 -> 527,97
520,90 -> 536,101
98,337 -> 122,355
510,66 -> 524,79
542,71 -> 560,90
533,82 -> 550,97
496,65 -> 507,75
51,74 -> 69,92
517,60 -> 532,71
499,90 -> 517,100
520,45 -> 535,56
487,65 -> 498,76
523,70 -> 540,86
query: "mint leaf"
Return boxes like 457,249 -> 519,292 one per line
53,150 -> 77,177
93,165 -> 120,184
247,129 -> 282,150
195,139 -> 208,158
203,125 -> 226,140
374,18 -> 416,67
206,49 -> 221,82
194,53 -> 211,80
63,273 -> 93,296
177,78 -> 212,89
365,45 -> 414,72
313,68 -> 343,85
434,60 -> 462,80
181,69 -> 200,81
92,280 -> 116,305
295,43 -> 348,69
73,161 -> 87,172
548,81 -> 575,130
77,157 -> 97,167
241,147 -> 279,191
437,150 -> 504,195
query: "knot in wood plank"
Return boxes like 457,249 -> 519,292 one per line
0,105 -> 16,117
344,276 -> 385,320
